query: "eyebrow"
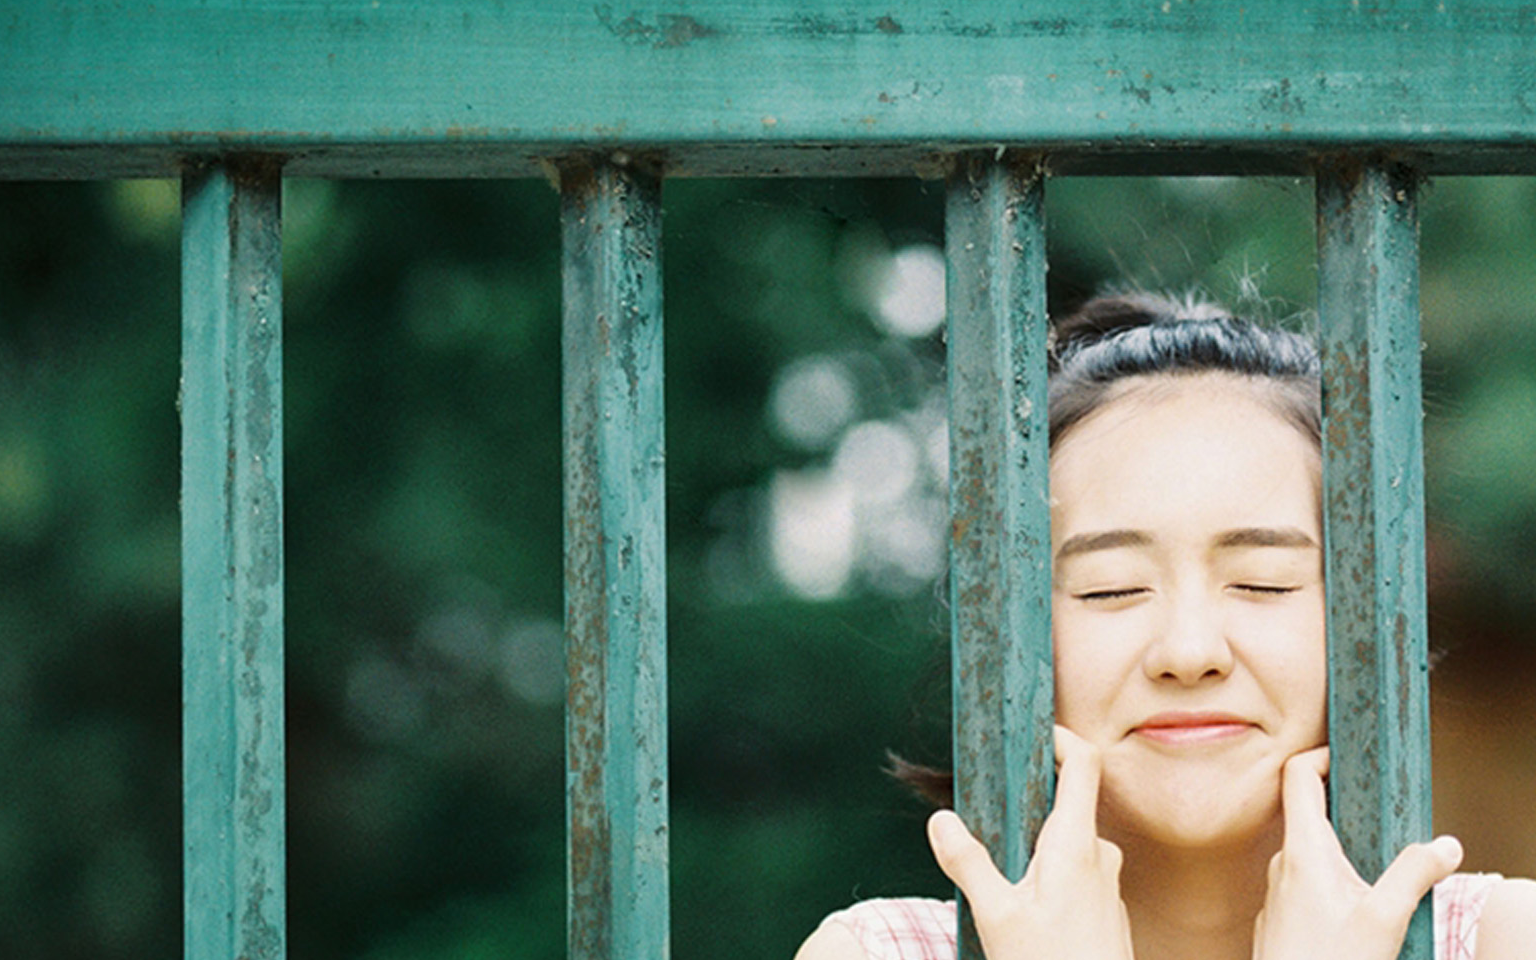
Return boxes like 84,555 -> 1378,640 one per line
1055,529 -> 1153,560
1054,525 -> 1319,561
1212,526 -> 1319,550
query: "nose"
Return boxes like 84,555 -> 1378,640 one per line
1142,585 -> 1234,684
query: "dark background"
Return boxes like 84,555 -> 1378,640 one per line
1,174 -> 1532,959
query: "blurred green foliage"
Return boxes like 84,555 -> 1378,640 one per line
0,173 -> 1532,960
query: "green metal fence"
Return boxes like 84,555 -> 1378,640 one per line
7,3 -> 1536,959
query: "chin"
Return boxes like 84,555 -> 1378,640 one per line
1098,755 -> 1285,851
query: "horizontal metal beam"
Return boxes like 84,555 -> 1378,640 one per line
6,1 -> 1536,178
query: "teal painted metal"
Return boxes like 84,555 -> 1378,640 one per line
945,152 -> 1053,959
3,1 -> 1466,951
561,156 -> 669,960
7,2 -> 1536,178
181,159 -> 287,960
1317,161 -> 1432,960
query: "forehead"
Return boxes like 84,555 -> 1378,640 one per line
1048,373 -> 1321,540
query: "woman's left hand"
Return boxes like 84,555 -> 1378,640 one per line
927,727 -> 1134,960
1251,746 -> 1463,960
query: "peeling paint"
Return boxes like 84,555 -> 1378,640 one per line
657,14 -> 718,48
595,6 -> 719,48
1259,77 -> 1306,116
241,862 -> 283,960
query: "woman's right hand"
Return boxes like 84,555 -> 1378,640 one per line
1250,747 -> 1462,960
927,726 -> 1135,960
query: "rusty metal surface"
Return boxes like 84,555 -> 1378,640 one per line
8,3 -> 1536,178
945,152 -> 1054,960
181,159 -> 287,960
1317,159 -> 1433,960
561,156 -> 669,960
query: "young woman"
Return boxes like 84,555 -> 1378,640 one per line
795,295 -> 1536,960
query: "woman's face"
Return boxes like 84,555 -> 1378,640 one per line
1050,373 -> 1326,851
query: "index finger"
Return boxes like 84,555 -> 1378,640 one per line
1037,725 -> 1103,850
1281,745 -> 1332,851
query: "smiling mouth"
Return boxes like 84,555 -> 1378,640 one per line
1133,713 -> 1255,745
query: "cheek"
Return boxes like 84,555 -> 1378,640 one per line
1279,658 -> 1328,746
1051,607 -> 1136,738
1302,650 -> 1328,743
1052,653 -> 1091,730
1240,603 -> 1327,741
1293,599 -> 1328,733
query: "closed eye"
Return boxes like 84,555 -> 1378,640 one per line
1230,583 -> 1300,597
1076,587 -> 1150,603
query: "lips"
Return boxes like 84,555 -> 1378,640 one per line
1132,711 -> 1255,745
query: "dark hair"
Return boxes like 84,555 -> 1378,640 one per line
892,292 -> 1322,809
1049,292 -> 1320,451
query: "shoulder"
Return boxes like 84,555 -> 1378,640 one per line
795,898 -> 957,960
1470,877 -> 1536,960
795,916 -> 871,960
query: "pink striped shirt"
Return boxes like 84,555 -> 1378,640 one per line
819,874 -> 1502,960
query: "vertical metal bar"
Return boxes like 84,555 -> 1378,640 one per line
181,158 -> 286,960
561,154 -> 669,960
1316,159 -> 1432,960
945,151 -> 1053,960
